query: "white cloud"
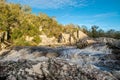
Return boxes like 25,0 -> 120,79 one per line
7,0 -> 91,9
93,12 -> 119,18
61,12 -> 120,20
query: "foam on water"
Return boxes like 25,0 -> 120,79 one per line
0,44 -> 117,72
57,44 -> 114,71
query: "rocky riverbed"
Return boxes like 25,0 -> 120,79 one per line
0,41 -> 120,80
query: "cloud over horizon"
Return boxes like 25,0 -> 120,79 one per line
7,0 -> 91,9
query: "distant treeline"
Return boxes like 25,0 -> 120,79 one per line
79,25 -> 120,39
0,0 -> 120,46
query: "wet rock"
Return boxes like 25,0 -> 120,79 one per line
46,52 -> 59,58
76,38 -> 96,49
0,59 -> 117,80
32,51 -> 46,57
95,37 -> 120,49
0,44 -> 119,80
7,75 -> 16,80
111,71 -> 120,79
27,77 -> 34,80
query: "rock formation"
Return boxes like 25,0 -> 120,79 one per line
0,31 -> 11,50
0,31 -> 120,80
38,30 -> 88,46
0,44 -> 120,80
39,35 -> 57,45
76,37 -> 96,49
95,37 -> 120,58
95,37 -> 120,49
0,59 -> 117,80
58,30 -> 88,44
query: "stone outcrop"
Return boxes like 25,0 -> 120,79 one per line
58,30 -> 88,44
39,35 -> 57,45
0,31 -> 9,42
95,37 -> 120,58
0,43 -> 120,80
74,30 -> 88,40
76,37 -> 96,49
0,59 -> 117,80
0,31 -> 11,50
58,33 -> 74,44
38,30 -> 88,46
95,37 -> 120,49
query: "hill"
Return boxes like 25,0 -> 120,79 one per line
0,0 -> 89,49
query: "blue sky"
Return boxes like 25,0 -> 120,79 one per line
7,0 -> 120,30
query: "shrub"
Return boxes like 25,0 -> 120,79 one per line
32,36 -> 42,44
14,38 -> 31,46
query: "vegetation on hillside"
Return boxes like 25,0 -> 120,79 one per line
0,0 -> 120,46
0,0 -> 78,46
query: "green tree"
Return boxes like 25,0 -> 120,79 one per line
80,25 -> 88,34
106,29 -> 115,38
98,29 -> 105,37
22,5 -> 31,14
91,25 -> 99,38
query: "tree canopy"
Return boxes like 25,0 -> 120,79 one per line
0,0 -> 120,46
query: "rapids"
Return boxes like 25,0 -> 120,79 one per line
0,43 -> 120,79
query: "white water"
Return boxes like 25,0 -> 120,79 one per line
56,44 -> 113,71
0,43 -> 117,72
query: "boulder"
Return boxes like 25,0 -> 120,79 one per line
76,38 -> 96,49
86,39 -> 96,44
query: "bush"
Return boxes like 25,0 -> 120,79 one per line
32,36 -> 42,44
14,38 -> 31,46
